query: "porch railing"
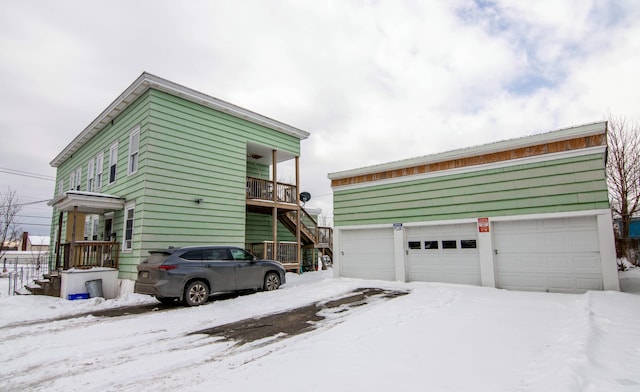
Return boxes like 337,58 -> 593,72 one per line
246,177 -> 297,204
246,241 -> 298,264
57,241 -> 120,270
317,226 -> 333,249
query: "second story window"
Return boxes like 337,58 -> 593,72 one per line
69,172 -> 75,191
95,152 -> 104,190
128,126 -> 140,175
87,159 -> 95,192
75,167 -> 82,191
58,180 -> 64,196
109,142 -> 118,184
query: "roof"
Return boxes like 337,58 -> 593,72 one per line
50,72 -> 310,167
328,121 -> 607,181
28,236 -> 50,246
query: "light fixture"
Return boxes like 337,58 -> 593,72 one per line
194,198 -> 203,204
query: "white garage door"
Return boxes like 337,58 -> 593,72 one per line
340,228 -> 395,280
494,216 -> 602,293
406,224 -> 481,285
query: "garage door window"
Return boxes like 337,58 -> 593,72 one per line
408,241 -> 421,250
424,241 -> 439,249
442,240 -> 457,249
461,240 -> 477,249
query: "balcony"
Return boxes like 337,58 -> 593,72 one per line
56,241 -> 120,270
246,177 -> 298,211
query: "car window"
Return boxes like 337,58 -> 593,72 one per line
230,248 -> 254,261
203,248 -> 232,260
180,250 -> 203,260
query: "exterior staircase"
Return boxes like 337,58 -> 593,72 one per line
278,208 -> 333,266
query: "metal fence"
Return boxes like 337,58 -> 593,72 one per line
3,256 -> 50,296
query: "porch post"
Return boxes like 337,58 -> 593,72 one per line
70,206 -> 78,267
272,150 -> 278,262
55,211 -> 63,270
296,156 -> 302,273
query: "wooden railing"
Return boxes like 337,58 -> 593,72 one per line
317,226 -> 333,249
246,177 -> 297,204
247,241 -> 298,264
57,241 -> 120,270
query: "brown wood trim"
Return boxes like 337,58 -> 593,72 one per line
330,134 -> 606,187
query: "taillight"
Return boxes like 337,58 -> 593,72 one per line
158,265 -> 178,271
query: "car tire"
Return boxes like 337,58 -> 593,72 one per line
156,296 -> 176,305
184,280 -> 209,306
263,272 -> 281,291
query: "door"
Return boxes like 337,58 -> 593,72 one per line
340,228 -> 395,280
199,248 -> 238,292
230,247 -> 264,290
406,224 -> 481,285
494,216 -> 602,293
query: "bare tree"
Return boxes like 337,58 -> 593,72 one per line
606,115 -> 640,263
1,188 -> 22,265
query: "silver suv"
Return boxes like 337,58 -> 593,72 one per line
134,245 -> 286,306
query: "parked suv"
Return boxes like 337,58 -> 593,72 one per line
134,245 -> 286,306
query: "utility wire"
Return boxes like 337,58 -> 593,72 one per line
0,167 -> 55,181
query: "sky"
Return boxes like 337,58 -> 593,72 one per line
1,0 -> 640,235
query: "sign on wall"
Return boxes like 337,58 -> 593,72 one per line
478,217 -> 490,233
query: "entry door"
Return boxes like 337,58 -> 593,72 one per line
340,228 -> 395,280
494,216 -> 602,293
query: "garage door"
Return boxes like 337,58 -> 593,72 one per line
340,228 -> 395,280
406,224 -> 481,285
494,216 -> 602,293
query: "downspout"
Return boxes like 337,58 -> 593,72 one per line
296,156 -> 301,273
272,150 -> 278,262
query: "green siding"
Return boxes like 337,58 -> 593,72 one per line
51,88 -> 303,280
333,153 -> 610,226
245,213 -> 297,244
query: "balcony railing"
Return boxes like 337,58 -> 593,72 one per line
246,241 -> 298,264
246,177 -> 297,204
57,241 -> 120,270
317,226 -> 333,249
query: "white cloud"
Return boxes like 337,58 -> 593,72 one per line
1,0 -> 639,229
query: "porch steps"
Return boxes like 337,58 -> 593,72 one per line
26,273 -> 61,298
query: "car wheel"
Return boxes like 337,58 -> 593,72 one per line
263,272 -> 281,291
156,296 -> 176,305
184,280 -> 209,306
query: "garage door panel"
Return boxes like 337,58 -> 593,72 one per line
341,229 -> 395,281
406,224 -> 480,285
495,217 -> 603,293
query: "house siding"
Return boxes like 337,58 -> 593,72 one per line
333,152 -> 609,226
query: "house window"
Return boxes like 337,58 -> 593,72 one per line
109,142 -> 118,184
424,241 -> 439,249
58,181 -> 64,196
123,203 -> 135,251
69,172 -> 75,191
442,240 -> 457,249
408,241 -> 421,250
75,167 -> 82,191
95,152 -> 104,190
87,159 -> 95,192
461,240 -> 477,249
128,126 -> 140,175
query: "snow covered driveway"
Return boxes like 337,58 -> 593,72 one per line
1,270 -> 639,391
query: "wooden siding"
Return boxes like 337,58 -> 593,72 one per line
51,88 -> 303,280
333,153 -> 609,226
331,134 -> 606,187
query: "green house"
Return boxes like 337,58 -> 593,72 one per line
48,73 -> 331,281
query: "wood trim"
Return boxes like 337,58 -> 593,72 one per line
331,134 -> 606,187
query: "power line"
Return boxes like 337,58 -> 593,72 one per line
0,167 -> 55,181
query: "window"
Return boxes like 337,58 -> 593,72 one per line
128,126 -> 140,175
408,241 -> 421,250
123,203 -> 135,251
181,250 -> 203,260
461,240 -> 477,249
95,152 -> 104,190
69,172 -> 75,191
424,241 -> 439,249
87,159 -> 95,192
75,167 -> 82,191
109,142 -> 118,184
230,248 -> 253,261
58,181 -> 64,196
205,248 -> 232,260
442,240 -> 457,249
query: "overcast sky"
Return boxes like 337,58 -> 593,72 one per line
1,0 -> 640,236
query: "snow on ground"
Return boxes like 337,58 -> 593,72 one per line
1,269 -> 639,392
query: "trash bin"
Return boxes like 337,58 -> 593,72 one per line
85,279 -> 104,298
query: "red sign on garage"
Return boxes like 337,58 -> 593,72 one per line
478,217 -> 490,233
